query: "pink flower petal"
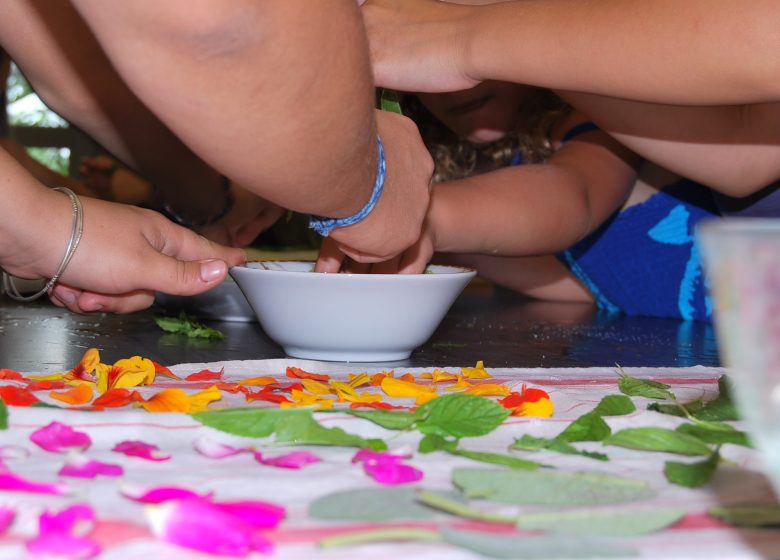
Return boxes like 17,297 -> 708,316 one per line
26,533 -> 101,559
112,440 -> 170,461
193,436 -> 250,459
58,454 -> 123,479
352,448 -> 423,485
146,498 -> 272,557
120,483 -> 208,504
0,506 -> 15,534
212,500 -> 286,529
255,450 -> 321,470
0,471 -> 70,495
39,504 -> 96,535
363,461 -> 424,485
30,422 -> 91,454
27,505 -> 100,560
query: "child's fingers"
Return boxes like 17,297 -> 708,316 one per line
314,238 -> 347,273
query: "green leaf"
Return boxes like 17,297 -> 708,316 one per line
694,376 -> 739,421
592,394 -> 636,417
452,468 -> 654,506
617,369 -> 675,400
647,400 -> 700,417
346,408 -> 421,431
676,421 -> 751,447
193,407 -> 298,438
511,435 -> 608,462
440,528 -> 638,559
556,412 -> 611,443
418,434 -> 457,454
0,399 -> 7,430
664,449 -> 721,488
516,507 -> 686,536
155,312 -> 224,340
416,393 -> 509,439
416,489 -> 517,524
379,89 -> 403,114
193,407 -> 386,450
709,503 -> 780,527
605,427 -> 712,455
452,448 -> 544,470
309,487 -> 463,521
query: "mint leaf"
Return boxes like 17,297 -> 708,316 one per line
0,400 -> 7,430
556,412 -> 611,443
416,489 -> 517,524
347,408 -> 421,431
309,487 -> 461,521
452,449 -> 544,470
605,427 -> 712,456
592,394 -> 636,417
676,421 -> 751,447
193,407 -> 386,450
664,449 -> 720,487
617,368 -> 675,400
155,312 -> 224,340
379,89 -> 403,114
511,435 -> 609,462
416,393 -> 509,439
647,400 -> 701,417
694,376 -> 739,421
418,434 -> 457,454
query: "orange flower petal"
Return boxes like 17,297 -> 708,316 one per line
153,361 -> 182,381
237,376 -> 277,387
0,369 -> 25,381
92,388 -> 142,408
0,386 -> 40,406
380,377 -> 437,405
286,367 -> 330,382
186,368 -> 224,382
25,380 -> 67,391
141,389 -> 190,413
49,384 -> 93,406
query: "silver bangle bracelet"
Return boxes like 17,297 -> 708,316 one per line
2,187 -> 84,302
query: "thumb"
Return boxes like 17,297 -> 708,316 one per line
145,254 -> 230,297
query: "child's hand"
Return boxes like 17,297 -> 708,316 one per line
200,183 -> 285,248
2,191 -> 245,314
362,0 -> 480,93
324,110 -> 433,266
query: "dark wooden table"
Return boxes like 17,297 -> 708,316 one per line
0,282 -> 720,373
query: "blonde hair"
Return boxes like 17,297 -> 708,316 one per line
403,88 -> 570,183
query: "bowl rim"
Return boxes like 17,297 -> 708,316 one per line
232,260 -> 477,278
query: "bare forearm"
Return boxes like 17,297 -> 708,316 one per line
73,0 -> 378,217
465,0 -> 780,104
561,92 -> 780,195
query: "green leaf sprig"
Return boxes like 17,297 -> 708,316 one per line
155,312 -> 224,340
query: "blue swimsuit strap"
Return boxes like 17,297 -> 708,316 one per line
561,121 -> 599,144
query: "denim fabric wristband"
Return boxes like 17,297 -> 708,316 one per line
309,136 -> 386,237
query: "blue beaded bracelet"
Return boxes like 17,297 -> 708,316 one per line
309,136 -> 386,237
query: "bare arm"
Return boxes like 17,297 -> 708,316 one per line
363,0 -> 780,105
559,93 -> 780,197
428,125 -> 639,256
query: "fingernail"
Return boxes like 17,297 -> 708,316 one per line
199,259 -> 226,282
58,289 -> 77,305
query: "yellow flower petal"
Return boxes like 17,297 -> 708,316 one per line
516,398 -> 555,418
464,383 -> 511,397
189,385 -> 222,413
346,373 -> 370,389
28,373 -> 66,381
381,377 -> 437,405
280,389 -> 333,410
460,360 -> 492,380
302,379 -> 333,396
444,377 -> 472,392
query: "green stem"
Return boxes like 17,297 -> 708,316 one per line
416,489 -> 517,525
320,528 -> 441,549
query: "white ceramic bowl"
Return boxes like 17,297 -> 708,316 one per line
154,277 -> 256,322
230,261 -> 476,362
